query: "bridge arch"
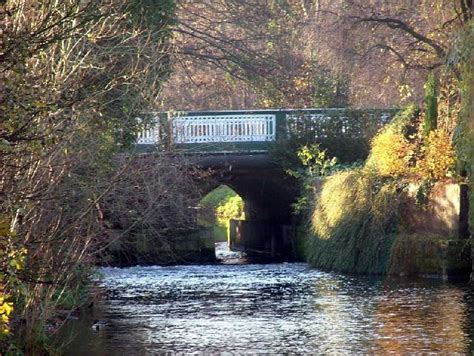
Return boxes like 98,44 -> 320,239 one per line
194,153 -> 299,259
195,153 -> 297,223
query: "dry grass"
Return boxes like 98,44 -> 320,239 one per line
305,169 -> 401,274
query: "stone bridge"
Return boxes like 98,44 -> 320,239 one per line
136,108 -> 395,259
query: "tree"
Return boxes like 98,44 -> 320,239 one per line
157,1 -> 472,110
157,0 -> 349,110
423,72 -> 438,136
312,1 -> 472,106
1,0 -> 175,351
99,153 -> 207,266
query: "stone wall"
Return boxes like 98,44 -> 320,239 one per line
402,183 -> 469,237
105,227 -> 216,266
388,182 -> 470,280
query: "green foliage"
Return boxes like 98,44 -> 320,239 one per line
423,72 -> 438,136
53,287 -> 85,311
296,144 -> 339,177
198,186 -> 244,240
454,21 -> 474,241
270,109 -> 392,176
288,144 -> 338,215
414,180 -> 433,208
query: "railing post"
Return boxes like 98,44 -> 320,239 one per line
158,112 -> 171,149
274,109 -> 287,141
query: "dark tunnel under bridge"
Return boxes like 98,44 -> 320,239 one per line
195,153 -> 299,259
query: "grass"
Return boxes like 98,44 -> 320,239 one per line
304,169 -> 401,274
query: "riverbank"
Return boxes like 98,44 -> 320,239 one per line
298,105 -> 471,280
302,174 -> 471,279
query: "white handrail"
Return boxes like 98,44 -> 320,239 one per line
172,114 -> 276,144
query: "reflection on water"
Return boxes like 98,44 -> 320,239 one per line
61,247 -> 474,354
373,284 -> 469,353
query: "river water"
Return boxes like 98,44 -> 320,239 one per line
61,243 -> 474,354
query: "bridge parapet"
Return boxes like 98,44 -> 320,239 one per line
172,113 -> 276,144
136,108 -> 396,153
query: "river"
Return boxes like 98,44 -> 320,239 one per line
60,243 -> 474,354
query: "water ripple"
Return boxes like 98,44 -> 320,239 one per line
62,256 -> 474,354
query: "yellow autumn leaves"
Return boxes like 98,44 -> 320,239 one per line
367,128 -> 455,180
0,296 -> 14,337
0,214 -> 27,339
417,130 -> 456,180
368,131 -> 414,177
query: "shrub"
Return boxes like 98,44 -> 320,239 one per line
423,73 -> 438,136
216,195 -> 244,228
311,170 -> 371,239
305,169 -> 401,274
365,104 -> 418,177
417,129 -> 455,180
367,131 -> 414,177
198,185 -> 244,229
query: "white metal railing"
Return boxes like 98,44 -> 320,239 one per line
137,114 -> 276,145
172,114 -> 276,144
136,116 -> 160,144
136,126 -> 159,144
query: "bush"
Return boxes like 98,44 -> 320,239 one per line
367,131 -> 414,177
305,169 -> 401,274
365,105 -> 418,177
216,195 -> 244,228
311,170 -> 371,239
417,129 -> 455,180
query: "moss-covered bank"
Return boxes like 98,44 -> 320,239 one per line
302,171 -> 470,278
